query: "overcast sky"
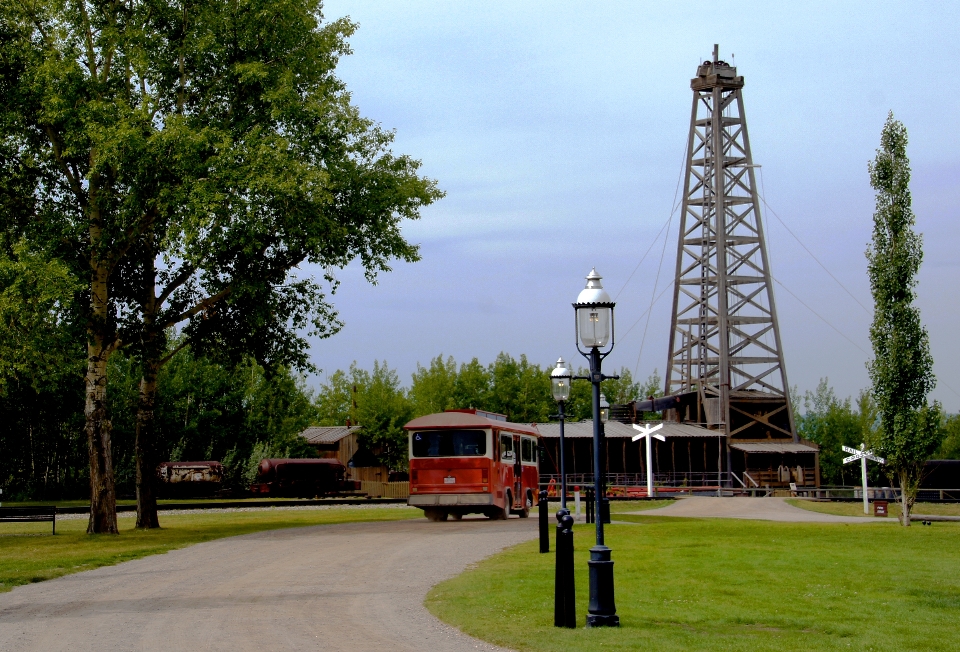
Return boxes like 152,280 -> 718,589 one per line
305,0 -> 959,412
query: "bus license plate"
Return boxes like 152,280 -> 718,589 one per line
444,477 -> 456,484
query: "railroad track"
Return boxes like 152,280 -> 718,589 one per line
49,497 -> 408,515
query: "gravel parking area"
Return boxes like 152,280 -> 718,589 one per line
0,516 -> 537,651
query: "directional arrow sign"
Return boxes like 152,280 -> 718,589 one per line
842,443 -> 886,514
633,423 -> 666,497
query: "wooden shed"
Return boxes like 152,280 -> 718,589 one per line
298,426 -> 390,483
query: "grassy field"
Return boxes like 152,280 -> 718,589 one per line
0,505 -> 418,593
427,514 -> 960,651
787,499 -> 960,519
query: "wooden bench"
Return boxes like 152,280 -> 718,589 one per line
0,506 -> 57,534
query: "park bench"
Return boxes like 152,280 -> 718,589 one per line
0,506 -> 57,534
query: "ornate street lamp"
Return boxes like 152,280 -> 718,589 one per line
550,358 -> 572,511
573,268 -> 620,628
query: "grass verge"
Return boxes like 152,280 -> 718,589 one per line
0,506 -> 417,593
786,499 -> 960,519
427,515 -> 960,651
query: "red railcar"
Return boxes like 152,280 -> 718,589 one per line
250,458 -> 360,498
405,410 -> 541,521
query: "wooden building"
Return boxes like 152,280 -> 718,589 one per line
298,426 -> 390,483
538,419 -> 819,489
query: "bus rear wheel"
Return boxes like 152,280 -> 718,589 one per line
424,508 -> 448,522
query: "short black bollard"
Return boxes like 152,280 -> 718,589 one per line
601,497 -> 611,524
554,510 -> 576,628
539,490 -> 549,553
585,488 -> 595,524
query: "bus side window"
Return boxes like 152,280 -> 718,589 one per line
500,434 -> 514,460
521,437 -> 534,463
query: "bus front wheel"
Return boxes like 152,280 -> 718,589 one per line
516,490 -> 532,518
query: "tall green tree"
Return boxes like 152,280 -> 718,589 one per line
935,414 -> 960,459
486,353 -> 552,423
409,355 -> 458,416
315,361 -> 412,470
452,357 -> 492,410
866,113 -> 942,525
1,0 -> 440,531
797,379 -> 880,485
0,242 -> 81,395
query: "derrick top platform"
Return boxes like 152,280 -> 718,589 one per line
691,44 -> 744,91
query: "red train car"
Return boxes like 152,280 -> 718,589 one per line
250,458 -> 360,498
405,409 -> 541,521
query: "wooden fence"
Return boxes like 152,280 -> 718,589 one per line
359,481 -> 409,499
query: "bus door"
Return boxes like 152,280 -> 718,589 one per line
499,432 -> 518,509
512,434 -> 522,508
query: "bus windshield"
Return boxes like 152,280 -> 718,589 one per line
411,429 -> 487,457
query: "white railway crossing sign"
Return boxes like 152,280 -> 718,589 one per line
632,423 -> 665,498
842,444 -> 886,514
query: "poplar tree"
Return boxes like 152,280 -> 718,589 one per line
866,113 -> 942,525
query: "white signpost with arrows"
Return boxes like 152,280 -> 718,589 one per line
842,444 -> 886,514
633,423 -> 666,498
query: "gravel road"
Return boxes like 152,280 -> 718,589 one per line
634,496 -> 894,523
0,516 -> 538,651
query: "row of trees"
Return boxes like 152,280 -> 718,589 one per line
0,343 -> 319,502
0,345 -> 655,500
794,379 -> 959,486
314,354 -> 659,469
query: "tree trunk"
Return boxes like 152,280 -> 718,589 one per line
898,469 -> 914,527
85,262 -> 119,535
135,358 -> 161,528
136,243 -> 161,529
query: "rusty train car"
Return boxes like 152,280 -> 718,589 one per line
250,458 -> 360,498
156,461 -> 224,497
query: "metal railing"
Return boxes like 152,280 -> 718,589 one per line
540,472 -> 729,488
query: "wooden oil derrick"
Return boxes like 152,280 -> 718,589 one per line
664,45 -> 797,451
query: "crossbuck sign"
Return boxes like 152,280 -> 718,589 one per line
842,444 -> 886,514
632,423 -> 665,498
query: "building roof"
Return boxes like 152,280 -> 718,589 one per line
730,442 -> 819,454
404,412 -> 540,435
536,421 -> 723,439
299,426 -> 362,445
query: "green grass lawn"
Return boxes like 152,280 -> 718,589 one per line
787,499 -> 960,519
0,506 -> 417,593
427,514 -> 960,651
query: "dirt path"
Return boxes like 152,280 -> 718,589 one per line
0,517 -> 537,652
634,496 -> 893,523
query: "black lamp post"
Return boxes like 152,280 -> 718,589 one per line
550,358 -> 572,511
573,268 -> 620,628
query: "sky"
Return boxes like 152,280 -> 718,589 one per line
304,0 -> 960,412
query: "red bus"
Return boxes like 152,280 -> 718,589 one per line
405,409 -> 541,521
